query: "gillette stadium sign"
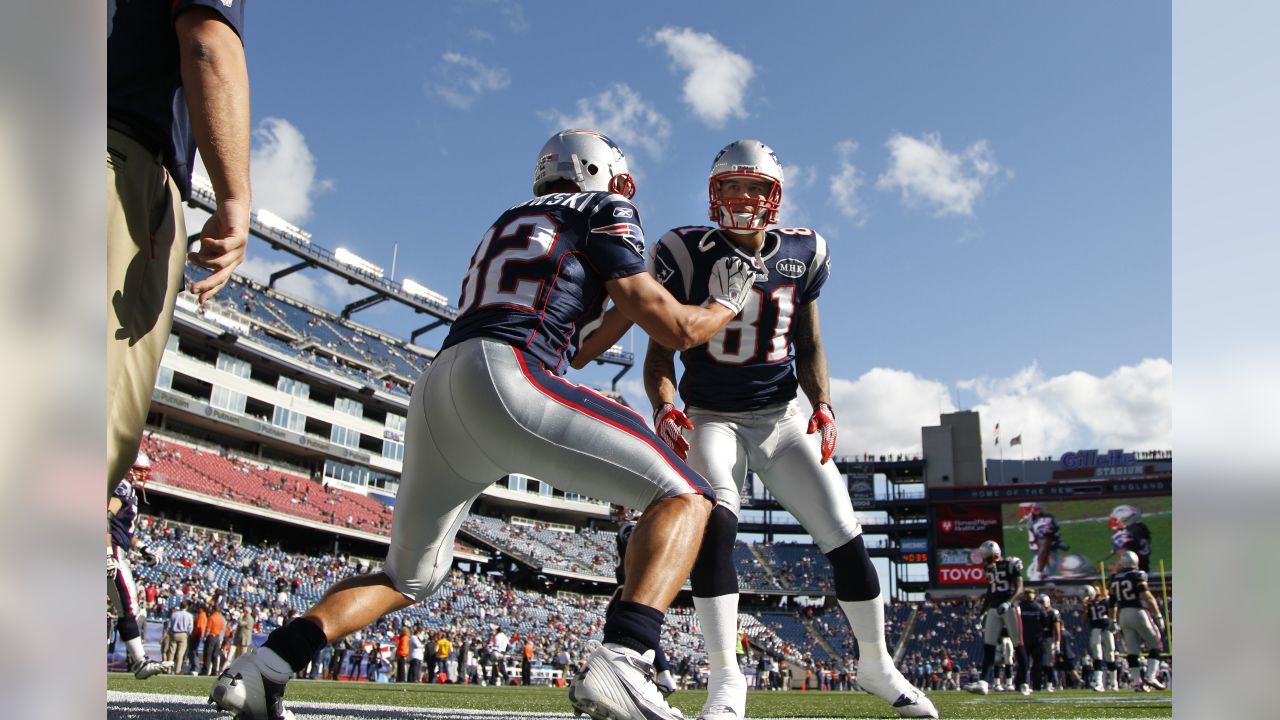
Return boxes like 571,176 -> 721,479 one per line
1059,449 -> 1136,469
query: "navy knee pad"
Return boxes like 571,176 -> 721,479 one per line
116,614 -> 140,642
826,535 -> 880,602
691,505 -> 740,598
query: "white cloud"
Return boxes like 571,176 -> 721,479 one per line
957,359 -> 1173,456
876,132 -> 1001,217
467,29 -> 496,44
430,52 -> 511,110
542,83 -> 671,160
820,368 -> 959,457
777,164 -> 816,228
185,117 -> 329,235
651,27 -> 754,127
828,140 -> 865,223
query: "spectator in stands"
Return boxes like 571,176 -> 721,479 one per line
106,0 -> 249,494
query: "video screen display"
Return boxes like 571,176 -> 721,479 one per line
1001,496 -> 1171,581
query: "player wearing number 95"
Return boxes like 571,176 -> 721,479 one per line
211,130 -> 759,720
641,140 -> 936,720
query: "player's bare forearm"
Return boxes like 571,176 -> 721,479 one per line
177,8 -> 250,301
606,274 -> 735,351
643,339 -> 679,411
570,306 -> 633,369
793,302 -> 831,407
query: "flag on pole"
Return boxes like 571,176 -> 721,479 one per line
1010,435 -> 1022,447
993,423 -> 1000,446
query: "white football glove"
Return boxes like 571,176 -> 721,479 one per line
707,256 -> 759,315
655,668 -> 677,697
107,549 -> 118,581
1154,615 -> 1166,632
140,543 -> 164,565
997,602 -> 1010,615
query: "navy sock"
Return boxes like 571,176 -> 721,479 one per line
263,617 -> 328,674
603,600 -> 663,656
981,644 -> 995,682
654,646 -> 671,673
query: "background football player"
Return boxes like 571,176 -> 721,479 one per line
108,452 -> 167,679
210,130 -> 761,720
1038,594 -> 1063,691
964,540 -> 1031,696
1017,502 -> 1067,581
1083,584 -> 1120,691
1109,550 -> 1167,692
641,140 -> 936,720
1106,504 -> 1153,572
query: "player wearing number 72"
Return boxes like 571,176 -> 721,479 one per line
640,139 -> 937,720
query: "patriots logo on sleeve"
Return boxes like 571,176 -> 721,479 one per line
652,253 -> 676,285
596,223 -> 645,256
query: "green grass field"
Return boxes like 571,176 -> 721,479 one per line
1002,497 -> 1172,580
108,674 -> 1172,718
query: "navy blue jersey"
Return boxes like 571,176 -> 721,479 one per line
110,479 -> 140,549
442,192 -> 647,374
1109,569 -> 1150,610
1028,514 -> 1064,551
985,557 -> 1023,605
1111,522 -> 1152,571
108,0 -> 246,200
1018,599 -> 1044,642
1087,595 -> 1113,628
649,226 -> 831,411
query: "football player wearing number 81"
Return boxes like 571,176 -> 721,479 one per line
210,130 -> 762,720
642,140 -> 936,720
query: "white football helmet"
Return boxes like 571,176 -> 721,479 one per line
1117,550 -> 1140,570
1082,585 -> 1098,600
1109,504 -> 1140,531
978,540 -> 1002,562
708,139 -> 784,231
533,129 -> 635,198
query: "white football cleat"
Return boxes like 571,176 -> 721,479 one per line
208,647 -> 294,720
1019,683 -> 1032,696
1144,676 -> 1167,691
568,640 -> 684,720
858,664 -> 938,718
697,668 -> 747,719
962,679 -> 989,695
128,657 -> 167,680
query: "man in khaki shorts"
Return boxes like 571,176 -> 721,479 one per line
107,0 -> 250,492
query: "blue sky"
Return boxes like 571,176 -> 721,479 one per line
193,1 -> 1171,458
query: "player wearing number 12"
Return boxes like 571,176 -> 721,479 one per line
210,130 -> 760,720
644,140 -> 936,720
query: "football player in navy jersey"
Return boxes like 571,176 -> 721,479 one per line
642,140 -> 936,720
1108,551 -> 1166,692
1017,502 -> 1067,581
1106,505 -> 1153,572
212,130 -> 761,720
1083,584 -> 1120,691
964,540 -> 1031,696
108,453 -> 168,679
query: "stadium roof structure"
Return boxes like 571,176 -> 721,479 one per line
187,175 -> 635,386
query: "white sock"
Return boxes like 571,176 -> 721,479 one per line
125,637 -> 146,664
838,595 -> 893,670
1130,662 -> 1143,688
693,594 -> 742,675
1109,669 -> 1119,688
1145,657 -> 1161,682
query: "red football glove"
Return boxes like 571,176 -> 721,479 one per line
653,403 -> 694,460
807,402 -> 837,464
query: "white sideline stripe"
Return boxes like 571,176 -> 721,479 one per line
107,690 -> 1169,720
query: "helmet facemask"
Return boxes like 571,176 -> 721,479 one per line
709,171 -> 782,232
